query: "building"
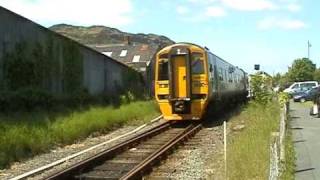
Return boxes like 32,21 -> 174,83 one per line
89,37 -> 160,75
89,38 -> 162,95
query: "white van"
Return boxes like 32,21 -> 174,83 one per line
284,81 -> 319,94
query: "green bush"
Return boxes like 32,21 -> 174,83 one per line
0,91 -> 14,112
278,92 -> 290,107
250,73 -> 273,104
0,88 -> 54,112
63,88 -> 92,107
0,88 -> 95,112
15,88 -> 54,110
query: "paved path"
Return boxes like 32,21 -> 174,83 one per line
290,102 -> 320,180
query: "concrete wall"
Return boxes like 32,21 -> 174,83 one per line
0,6 -> 140,95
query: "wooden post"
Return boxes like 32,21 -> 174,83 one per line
224,120 -> 227,179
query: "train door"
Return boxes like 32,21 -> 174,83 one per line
168,46 -> 192,114
214,64 -> 221,99
212,55 -> 221,100
209,53 -> 219,98
172,55 -> 187,98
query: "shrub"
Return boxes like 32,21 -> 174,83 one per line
0,88 -> 54,112
278,92 -> 290,107
15,88 -> 54,111
250,73 -> 273,104
0,88 -> 94,112
65,88 -> 92,107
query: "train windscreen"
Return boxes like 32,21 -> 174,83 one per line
191,53 -> 204,74
158,59 -> 169,80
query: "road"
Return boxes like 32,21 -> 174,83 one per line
291,101 -> 320,180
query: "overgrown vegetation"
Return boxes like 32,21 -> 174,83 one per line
250,72 -> 273,104
2,39 -> 83,92
279,95 -> 295,180
281,116 -> 295,180
0,101 -> 160,169
278,92 -> 290,107
227,101 -> 280,179
0,39 -> 86,112
226,73 -> 294,179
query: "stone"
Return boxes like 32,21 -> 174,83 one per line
232,124 -> 245,131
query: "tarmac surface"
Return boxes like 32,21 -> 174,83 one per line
291,102 -> 320,180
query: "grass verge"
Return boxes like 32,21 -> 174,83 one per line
227,101 -> 280,179
280,113 -> 295,180
0,101 -> 160,169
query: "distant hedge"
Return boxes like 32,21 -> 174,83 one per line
0,88 -> 92,112
0,87 -> 147,113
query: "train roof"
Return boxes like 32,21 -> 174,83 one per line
158,42 -> 205,54
158,42 -> 247,74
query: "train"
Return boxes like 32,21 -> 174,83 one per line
154,43 -> 248,120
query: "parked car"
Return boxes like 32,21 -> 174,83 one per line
284,81 -> 318,94
293,86 -> 320,102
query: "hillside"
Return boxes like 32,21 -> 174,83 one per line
49,24 -> 174,47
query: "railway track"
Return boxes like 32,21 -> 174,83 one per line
43,121 -> 202,180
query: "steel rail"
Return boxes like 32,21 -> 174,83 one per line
120,123 -> 202,180
45,121 -> 172,180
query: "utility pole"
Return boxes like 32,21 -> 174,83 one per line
308,40 -> 312,60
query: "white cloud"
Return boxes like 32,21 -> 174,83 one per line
287,3 -> 301,12
187,0 -> 217,4
221,0 -> 276,11
0,0 -> 134,27
176,6 -> 189,14
205,6 -> 226,17
257,17 -> 306,30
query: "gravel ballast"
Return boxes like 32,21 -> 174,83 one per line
145,120 -> 225,180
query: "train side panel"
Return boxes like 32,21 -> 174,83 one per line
206,52 -> 247,106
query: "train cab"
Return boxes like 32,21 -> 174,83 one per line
155,43 -> 210,120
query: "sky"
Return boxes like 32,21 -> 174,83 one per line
0,0 -> 319,75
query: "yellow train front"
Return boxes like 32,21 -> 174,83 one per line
154,43 -> 248,121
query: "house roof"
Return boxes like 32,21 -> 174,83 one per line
90,43 -> 160,72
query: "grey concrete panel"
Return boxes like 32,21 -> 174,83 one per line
0,6 -> 140,95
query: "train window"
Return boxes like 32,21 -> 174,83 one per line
229,73 -> 233,83
158,59 -> 169,80
219,68 -> 223,80
224,70 -> 228,82
191,53 -> 204,74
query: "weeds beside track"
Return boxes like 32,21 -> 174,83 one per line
0,101 -> 160,169
227,101 -> 280,179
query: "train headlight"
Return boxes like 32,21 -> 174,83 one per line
159,84 -> 168,88
174,101 -> 185,112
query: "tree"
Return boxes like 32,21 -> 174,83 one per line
314,68 -> 320,82
272,73 -> 282,87
287,58 -> 316,82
